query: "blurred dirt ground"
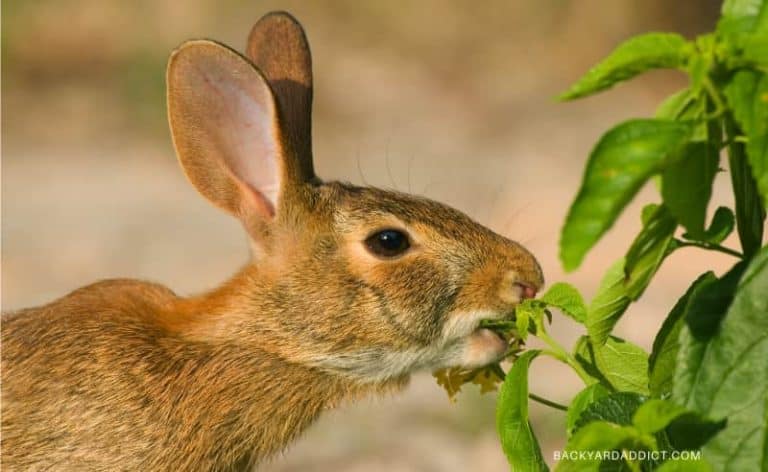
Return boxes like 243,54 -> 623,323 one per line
2,1 -> 739,470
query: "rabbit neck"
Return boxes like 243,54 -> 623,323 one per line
157,341 -> 358,468
165,267 -> 406,467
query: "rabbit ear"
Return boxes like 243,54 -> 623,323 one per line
246,11 -> 314,181
167,40 -> 299,240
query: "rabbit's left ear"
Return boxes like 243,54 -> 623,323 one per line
168,40 -> 313,247
247,11 -> 314,182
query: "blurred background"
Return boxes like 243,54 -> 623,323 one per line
3,1 -> 737,470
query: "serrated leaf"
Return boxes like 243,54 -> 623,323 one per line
683,207 -> 736,244
471,367 -> 504,394
587,259 -> 631,345
559,33 -> 692,101
560,119 -> 692,272
566,383 -> 610,437
648,272 -> 717,398
633,399 -> 690,434
433,367 -> 472,402
540,282 -> 587,324
515,299 -> 546,341
496,350 -> 549,472
593,336 -> 650,395
674,249 -> 768,471
624,204 -> 678,300
554,422 -> 653,472
574,391 -> 647,431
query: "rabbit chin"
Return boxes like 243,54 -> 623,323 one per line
305,310 -> 510,383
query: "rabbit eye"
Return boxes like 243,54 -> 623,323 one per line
365,229 -> 410,258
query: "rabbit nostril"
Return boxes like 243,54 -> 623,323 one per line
515,283 -> 537,300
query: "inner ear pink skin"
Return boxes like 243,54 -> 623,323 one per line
203,74 -> 282,216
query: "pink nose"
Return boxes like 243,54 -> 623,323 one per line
516,283 -> 537,300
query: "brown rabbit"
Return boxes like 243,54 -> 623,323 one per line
1,11 -> 543,471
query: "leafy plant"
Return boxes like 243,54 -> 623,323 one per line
434,1 -> 767,470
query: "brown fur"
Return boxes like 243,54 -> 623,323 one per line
1,11 -> 542,471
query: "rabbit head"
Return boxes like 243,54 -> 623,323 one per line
166,12 -> 543,384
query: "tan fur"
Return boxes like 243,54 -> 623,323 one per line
1,11 -> 542,471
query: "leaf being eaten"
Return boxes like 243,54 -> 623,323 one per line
433,364 -> 507,402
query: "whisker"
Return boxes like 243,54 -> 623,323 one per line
384,138 -> 398,191
355,143 -> 369,186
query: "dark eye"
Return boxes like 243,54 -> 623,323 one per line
365,229 -> 410,258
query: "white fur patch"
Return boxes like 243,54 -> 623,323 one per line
440,309 -> 498,342
306,346 -> 454,382
308,310 -> 510,382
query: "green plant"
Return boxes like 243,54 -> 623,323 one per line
435,1 -> 767,470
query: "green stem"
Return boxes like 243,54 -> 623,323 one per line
702,108 -> 725,121
677,240 -> 743,258
720,135 -> 749,149
703,76 -> 726,114
528,393 -> 568,411
538,335 -> 593,386
490,363 -> 507,380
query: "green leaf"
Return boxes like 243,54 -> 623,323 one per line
573,336 -> 608,386
683,207 -> 736,244
560,119 -> 692,271
624,204 -> 679,299
648,273 -> 717,398
540,282 -> 587,324
656,88 -> 696,119
738,33 -> 768,66
633,399 -> 689,434
660,88 -> 718,239
587,259 -> 631,345
727,137 -> 766,259
574,391 -> 647,431
655,458 -> 713,471
674,248 -> 768,471
724,70 -> 768,217
555,422 -> 653,472
664,412 -> 727,452
559,33 -> 692,101
593,336 -> 650,395
566,383 -> 610,437
514,301 -> 534,342
662,142 -> 720,238
718,0 -> 768,36
496,350 -> 548,472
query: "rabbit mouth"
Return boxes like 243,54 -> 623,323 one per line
441,309 -> 509,343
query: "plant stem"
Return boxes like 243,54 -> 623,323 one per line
528,393 -> 568,411
703,76 -> 726,114
538,336 -> 594,386
677,240 -> 743,258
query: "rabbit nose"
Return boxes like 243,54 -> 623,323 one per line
515,282 -> 537,300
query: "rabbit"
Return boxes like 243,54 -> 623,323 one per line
0,11 -> 543,471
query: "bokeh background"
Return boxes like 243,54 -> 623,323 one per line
3,1 -> 736,470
